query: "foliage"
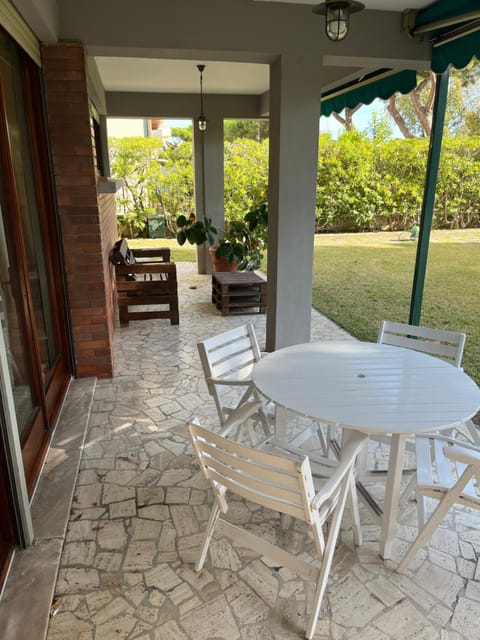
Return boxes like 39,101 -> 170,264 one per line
385,63 -> 480,139
366,112 -> 394,142
434,140 -> 480,228
464,107 -> 480,136
109,137 -> 163,236
217,201 -> 268,270
110,130 -> 480,238
174,197 -> 269,267
316,131 -> 386,231
224,119 -> 269,142
175,214 -> 217,246
214,223 -> 248,265
110,136 -> 194,237
170,126 -> 193,142
224,139 -> 269,219
316,132 -> 480,231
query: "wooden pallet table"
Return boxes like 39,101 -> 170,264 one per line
212,271 -> 267,316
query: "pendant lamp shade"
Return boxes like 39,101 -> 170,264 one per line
313,1 -> 365,42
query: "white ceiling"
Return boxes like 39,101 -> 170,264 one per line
95,58 -> 270,94
95,1 -> 432,96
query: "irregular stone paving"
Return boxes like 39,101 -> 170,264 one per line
47,263 -> 479,640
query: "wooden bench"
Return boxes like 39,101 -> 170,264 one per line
110,239 -> 179,326
211,271 -> 267,316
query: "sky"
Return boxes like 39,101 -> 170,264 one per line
319,100 -> 402,138
164,100 -> 397,139
108,99 -> 396,139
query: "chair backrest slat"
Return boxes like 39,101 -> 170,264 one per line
189,423 -> 317,523
208,349 -> 257,380
201,323 -> 254,350
203,464 -> 309,522
198,439 -> 302,490
197,426 -> 297,470
205,334 -> 255,362
378,320 -> 465,367
199,325 -> 261,372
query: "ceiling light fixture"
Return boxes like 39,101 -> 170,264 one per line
313,1 -> 365,42
196,64 -> 207,132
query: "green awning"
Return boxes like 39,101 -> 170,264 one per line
414,0 -> 480,73
320,69 -> 418,117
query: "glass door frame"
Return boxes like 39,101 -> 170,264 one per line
0,39 -> 72,496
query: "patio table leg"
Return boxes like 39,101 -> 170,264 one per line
380,433 -> 406,559
274,405 -> 289,439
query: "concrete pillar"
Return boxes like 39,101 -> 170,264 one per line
266,56 -> 321,351
193,114 -> 224,274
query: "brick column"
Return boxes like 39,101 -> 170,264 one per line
42,43 -> 115,378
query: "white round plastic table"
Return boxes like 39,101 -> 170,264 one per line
252,340 -> 480,559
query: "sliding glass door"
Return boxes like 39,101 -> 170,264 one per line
0,28 -> 71,501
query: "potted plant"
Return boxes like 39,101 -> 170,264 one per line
176,213 -> 237,272
176,213 -> 217,246
212,220 -> 249,271
176,201 -> 268,272
242,200 -> 268,270
214,201 -> 268,271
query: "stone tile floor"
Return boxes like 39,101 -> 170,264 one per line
46,263 -> 480,639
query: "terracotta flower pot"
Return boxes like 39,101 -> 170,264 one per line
209,246 -> 238,272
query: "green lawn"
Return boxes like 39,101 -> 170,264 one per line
128,233 -> 480,388
128,237 -> 198,262
311,242 -> 480,389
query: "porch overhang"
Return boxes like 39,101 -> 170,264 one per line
412,0 -> 480,73
320,68 -> 418,116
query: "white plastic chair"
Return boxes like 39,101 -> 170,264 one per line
378,321 -> 480,445
378,320 -> 466,366
197,323 -> 271,437
188,419 -> 367,639
397,433 -> 480,573
360,321 -> 468,479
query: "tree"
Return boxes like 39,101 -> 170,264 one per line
331,105 -> 362,131
224,119 -> 269,142
110,136 -> 194,236
109,137 -> 164,235
224,139 -> 269,219
170,126 -> 193,144
386,62 -> 480,139
326,61 -> 480,139
387,71 -> 436,138
464,108 -> 480,136
367,112 -> 393,142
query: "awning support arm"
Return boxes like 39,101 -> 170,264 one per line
409,68 -> 450,326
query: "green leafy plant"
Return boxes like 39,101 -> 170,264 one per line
214,221 -> 249,266
175,214 -> 217,246
216,201 -> 268,270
